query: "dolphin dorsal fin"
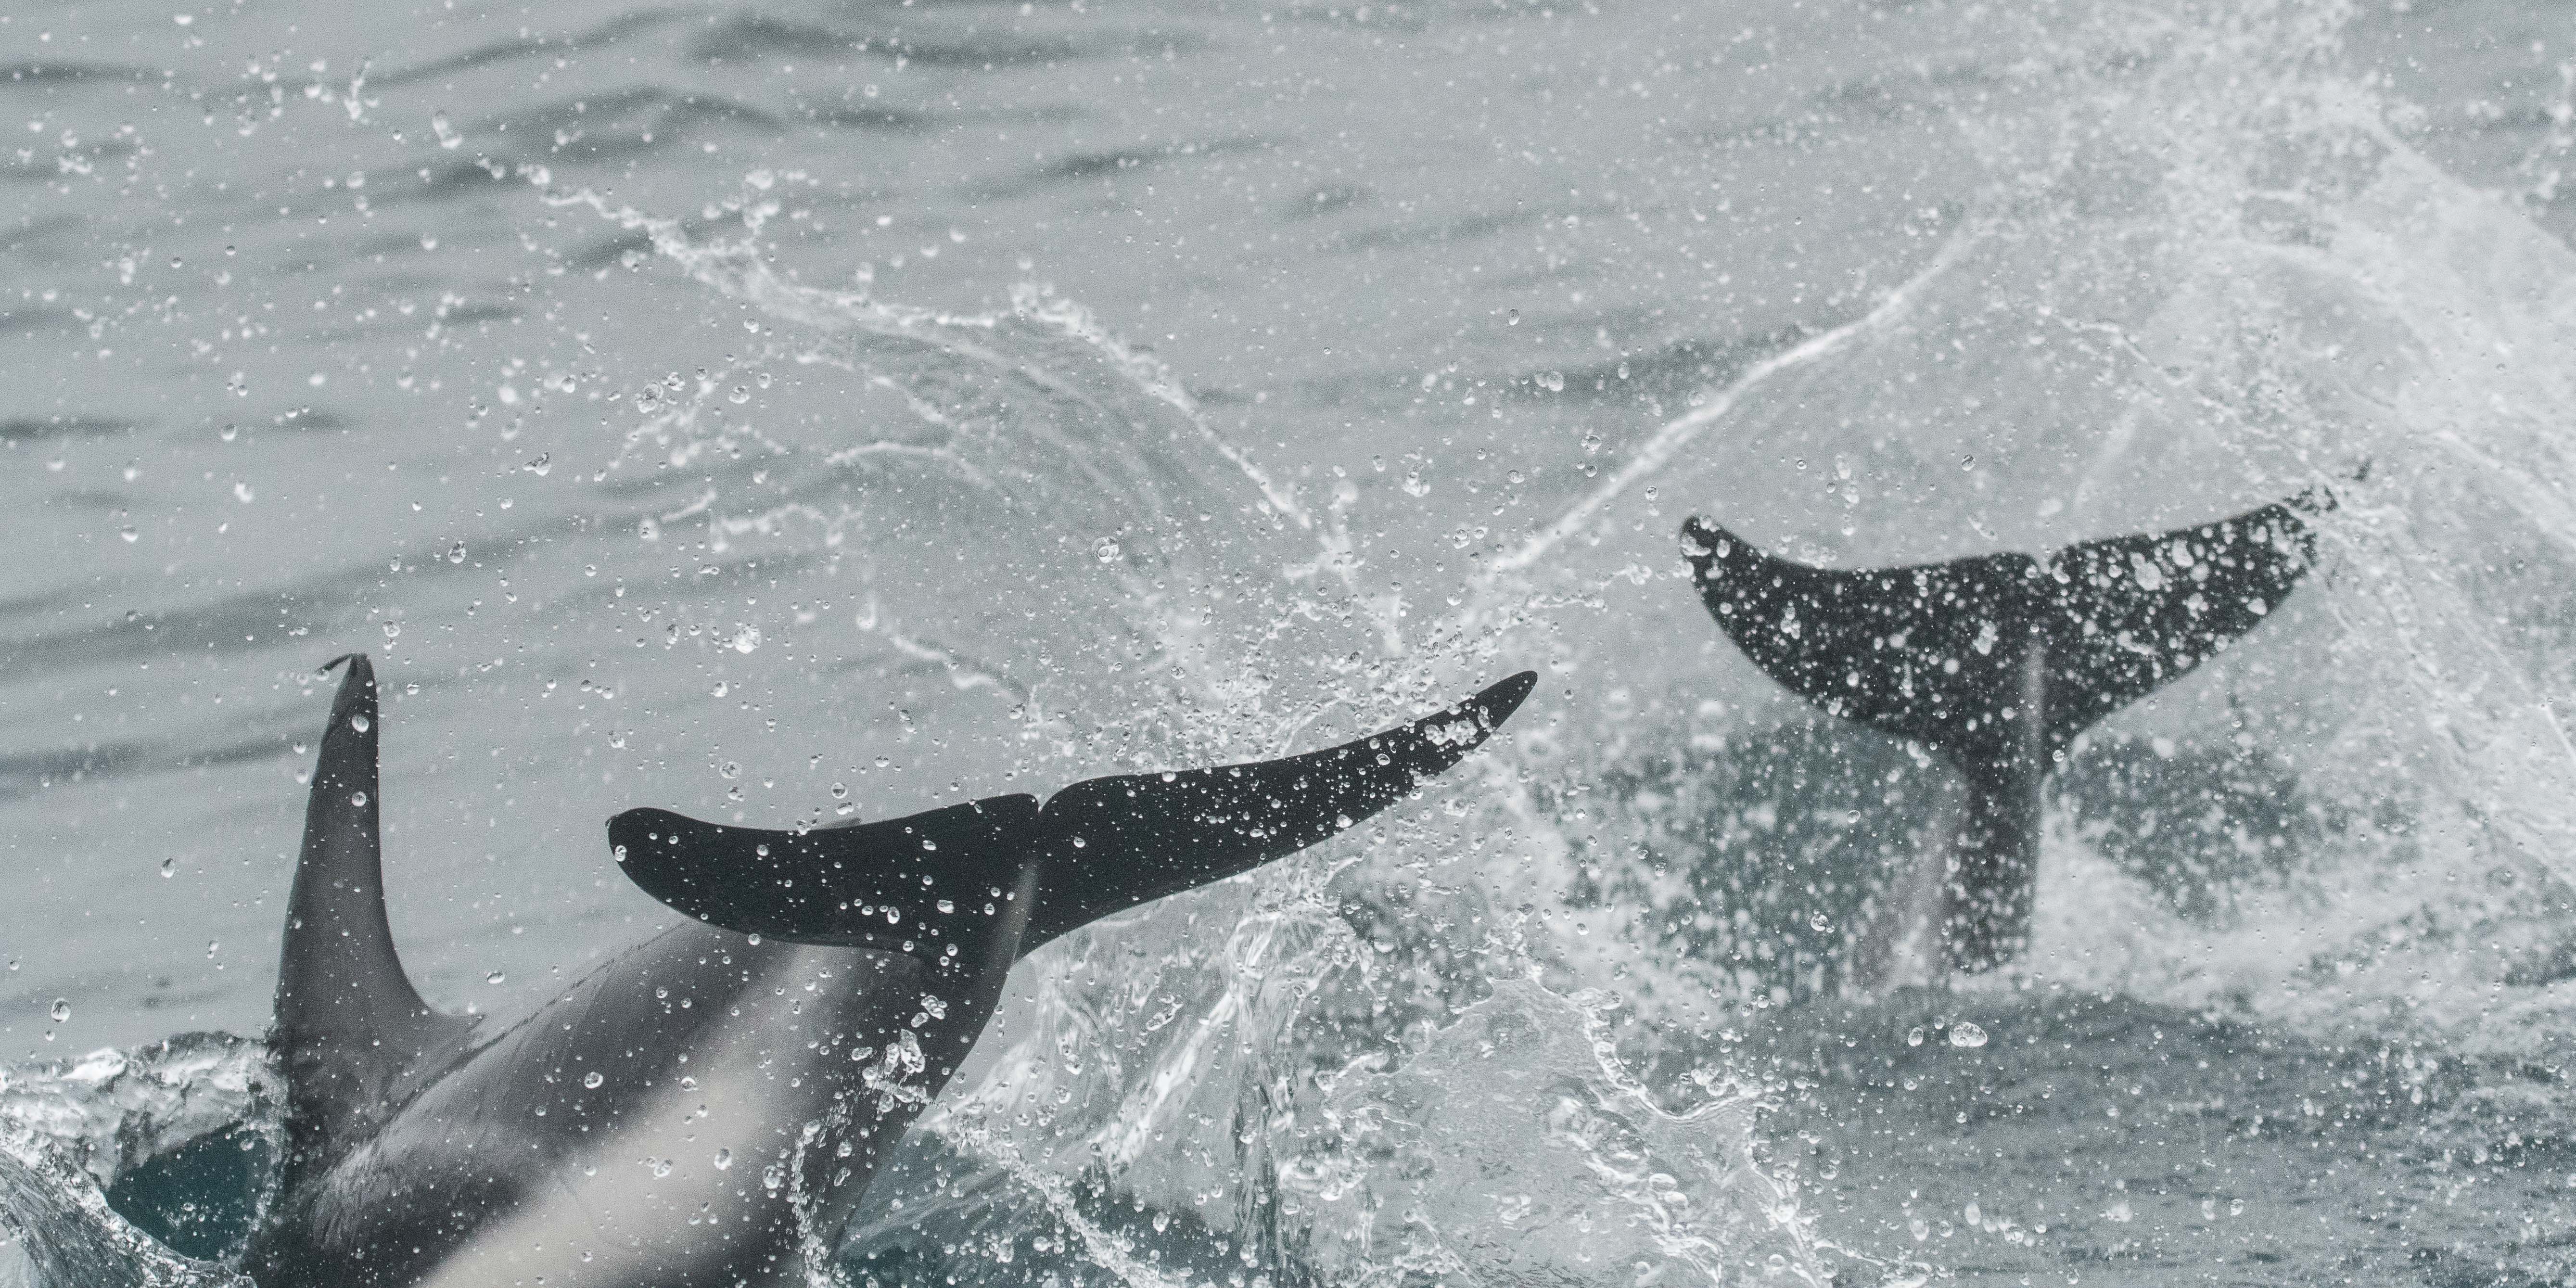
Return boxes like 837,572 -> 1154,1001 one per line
272,654 -> 470,1181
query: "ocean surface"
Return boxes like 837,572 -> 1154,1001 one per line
4,0 -> 2575,1282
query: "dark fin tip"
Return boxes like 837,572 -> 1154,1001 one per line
320,653 -> 374,715
1678,516 -> 1726,564
1476,671 -> 1537,730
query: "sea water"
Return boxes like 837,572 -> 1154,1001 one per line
3,0 -> 2574,1282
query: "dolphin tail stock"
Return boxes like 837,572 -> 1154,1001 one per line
273,654 -> 473,1186
608,671 -> 1537,962
1681,494 -> 2322,973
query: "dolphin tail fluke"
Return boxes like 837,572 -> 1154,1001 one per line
608,672 -> 1536,963
1019,669 -> 1535,951
609,797 -> 1049,975
274,655 -> 470,1180
2033,490 -> 2323,745
1682,496 -> 2320,972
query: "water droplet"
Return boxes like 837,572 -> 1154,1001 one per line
651,1159 -> 672,1178
48,999 -> 70,1022
485,970 -> 506,984
583,1070 -> 605,1089
727,385 -> 750,404
1095,537 -> 1121,563
935,899 -> 954,915
159,858 -> 175,879
1906,1026 -> 1925,1047
1807,910 -> 1831,932
1948,1021 -> 1988,1048
351,791 -> 369,806
351,713 -> 370,732
522,453 -> 551,476
729,625 -> 761,654
830,782 -> 848,799
713,1148 -> 733,1170
720,761 -> 741,780
447,542 -> 466,563
119,526 -> 139,543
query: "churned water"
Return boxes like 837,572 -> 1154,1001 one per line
4,0 -> 2575,1282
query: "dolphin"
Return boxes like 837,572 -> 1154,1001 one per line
1679,494 -> 2321,975
240,654 -> 1534,1288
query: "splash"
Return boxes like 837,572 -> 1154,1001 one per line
1289,979 -> 1835,1287
532,172 -> 1821,1287
0,1034 -> 270,1288
1434,0 -> 2576,1064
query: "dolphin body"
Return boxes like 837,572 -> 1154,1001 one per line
240,655 -> 1533,1288
1679,496 -> 2321,976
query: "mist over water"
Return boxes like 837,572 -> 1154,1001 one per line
4,0 -> 2575,1282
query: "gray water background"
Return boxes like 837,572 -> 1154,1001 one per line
6,0 -> 2576,1283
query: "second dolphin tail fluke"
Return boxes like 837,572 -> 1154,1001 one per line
1682,495 -> 2321,973
609,672 -> 1535,965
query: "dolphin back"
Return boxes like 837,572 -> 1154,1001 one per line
609,672 -> 1536,963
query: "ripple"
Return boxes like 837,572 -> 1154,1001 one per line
1,416 -> 138,445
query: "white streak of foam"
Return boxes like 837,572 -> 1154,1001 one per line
1482,226 -> 1979,583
